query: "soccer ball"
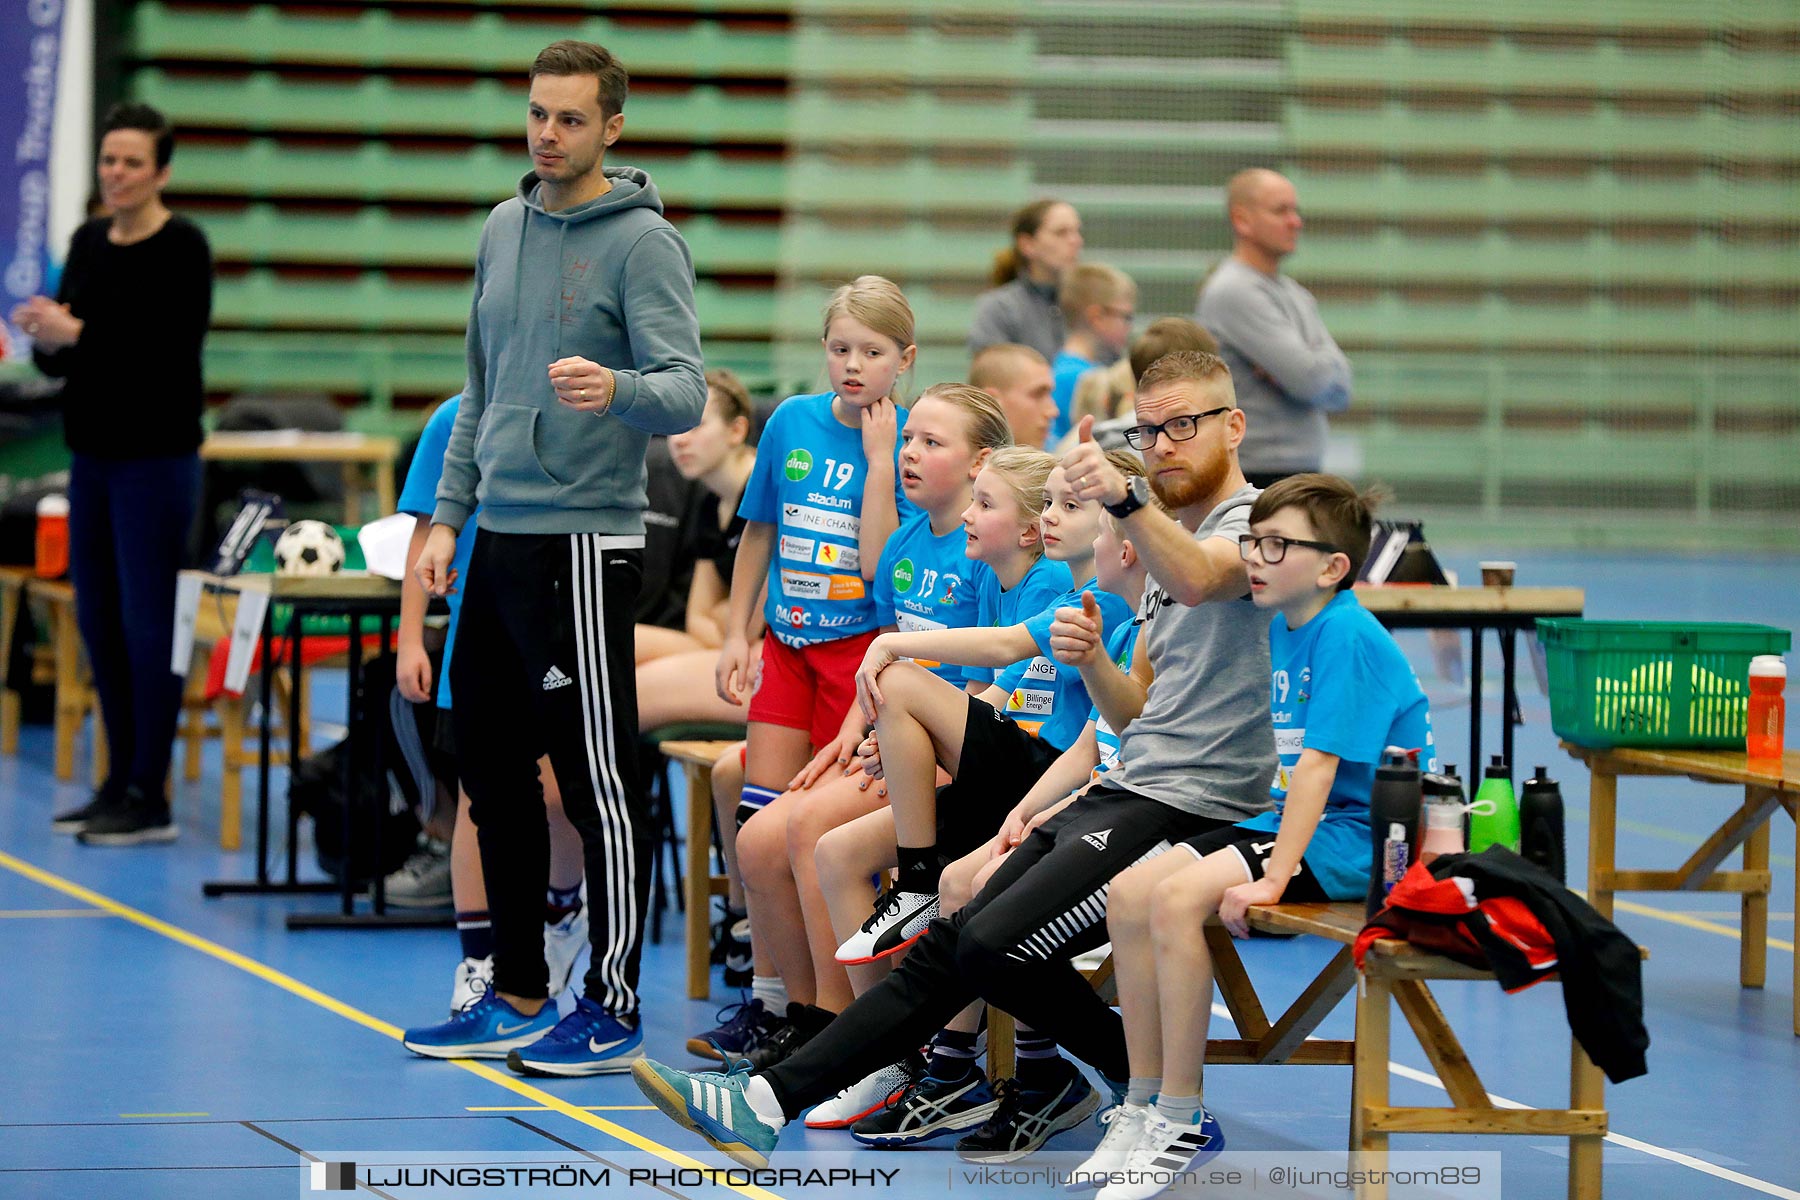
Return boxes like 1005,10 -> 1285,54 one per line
273,520 -> 346,577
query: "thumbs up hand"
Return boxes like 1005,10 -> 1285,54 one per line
1061,415 -> 1128,507
1049,590 -> 1107,668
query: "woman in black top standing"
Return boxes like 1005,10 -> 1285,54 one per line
10,103 -> 213,844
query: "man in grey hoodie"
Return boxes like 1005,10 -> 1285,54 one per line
404,40 -> 706,1076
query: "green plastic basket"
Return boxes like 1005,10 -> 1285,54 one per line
1537,619 -> 1791,749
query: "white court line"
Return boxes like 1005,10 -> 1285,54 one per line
1210,1002 -> 1800,1199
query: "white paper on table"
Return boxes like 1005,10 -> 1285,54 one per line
224,587 -> 272,696
357,511 -> 416,581
170,574 -> 203,676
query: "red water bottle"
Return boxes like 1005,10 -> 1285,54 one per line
34,494 -> 69,579
1747,655 -> 1785,765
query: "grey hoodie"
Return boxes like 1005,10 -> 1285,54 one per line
434,166 -> 707,536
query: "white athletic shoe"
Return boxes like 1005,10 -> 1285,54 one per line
1067,1101 -> 1148,1190
805,1056 -> 922,1129
835,886 -> 938,964
451,955 -> 494,1015
1096,1108 -> 1225,1200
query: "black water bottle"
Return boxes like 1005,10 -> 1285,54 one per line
1519,765 -> 1567,883
1366,749 -> 1423,915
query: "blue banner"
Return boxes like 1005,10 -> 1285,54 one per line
2,0 -> 63,362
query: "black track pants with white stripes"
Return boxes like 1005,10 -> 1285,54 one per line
451,529 -> 650,1013
766,785 -> 1230,1116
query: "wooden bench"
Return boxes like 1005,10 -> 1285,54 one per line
22,576 -> 102,783
657,738 -> 745,1000
1564,742 -> 1798,1035
0,565 -> 35,756
994,901 -> 1637,1200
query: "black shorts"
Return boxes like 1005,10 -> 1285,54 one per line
934,693 -> 1065,860
1178,824 -> 1330,903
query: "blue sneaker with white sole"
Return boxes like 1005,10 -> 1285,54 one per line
506,996 -> 643,1077
403,991 -> 557,1059
631,1058 -> 782,1169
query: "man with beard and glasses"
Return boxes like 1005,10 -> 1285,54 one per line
630,350 -> 1277,1169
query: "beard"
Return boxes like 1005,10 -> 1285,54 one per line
1148,445 -> 1232,510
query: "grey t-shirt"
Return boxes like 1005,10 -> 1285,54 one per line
1196,257 -> 1351,475
1107,485 -> 1277,820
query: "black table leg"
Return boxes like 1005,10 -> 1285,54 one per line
1501,624 -> 1519,769
1468,623 -> 1484,776
204,603 -> 335,899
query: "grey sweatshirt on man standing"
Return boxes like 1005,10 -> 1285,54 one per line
435,167 -> 707,536
1196,256 -> 1352,476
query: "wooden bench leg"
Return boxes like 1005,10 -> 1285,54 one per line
1741,788 -> 1770,990
685,761 -> 716,1001
1569,1042 -> 1605,1200
988,1009 -> 1015,1080
1353,973 -> 1390,1200
0,581 -> 20,756
1586,767 -> 1616,920
50,600 -> 81,781
219,695 -> 244,852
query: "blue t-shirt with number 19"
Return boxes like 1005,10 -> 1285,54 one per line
739,392 -> 912,647
1236,589 -> 1436,900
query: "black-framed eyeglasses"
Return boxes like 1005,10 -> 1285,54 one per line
1238,534 -> 1339,564
1122,406 -> 1233,450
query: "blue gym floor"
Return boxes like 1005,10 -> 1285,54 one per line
1,550 -> 1795,1198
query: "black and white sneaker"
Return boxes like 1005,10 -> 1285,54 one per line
1095,1107 -> 1225,1200
850,1070 -> 1001,1147
806,1053 -> 923,1129
834,886 -> 938,964
76,787 -> 177,846
954,1071 -> 1100,1163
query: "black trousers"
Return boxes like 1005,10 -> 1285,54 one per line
68,451 -> 201,798
766,785 -> 1229,1116
451,529 -> 650,1013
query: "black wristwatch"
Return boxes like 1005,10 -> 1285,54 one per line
1104,475 -> 1153,519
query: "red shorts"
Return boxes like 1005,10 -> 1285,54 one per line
747,629 -> 877,750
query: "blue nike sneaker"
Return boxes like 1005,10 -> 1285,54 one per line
507,996 -> 643,1077
631,1058 -> 782,1169
403,991 -> 557,1059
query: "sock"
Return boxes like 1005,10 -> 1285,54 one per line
896,844 -> 939,894
737,784 -> 779,829
1127,1076 -> 1160,1107
751,974 -> 787,1014
927,1027 -> 981,1082
1156,1091 -> 1202,1125
456,910 -> 494,961
1014,1029 -> 1067,1090
743,1075 -> 788,1130
545,881 -> 582,923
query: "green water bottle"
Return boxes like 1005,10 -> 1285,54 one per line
1469,755 -> 1521,854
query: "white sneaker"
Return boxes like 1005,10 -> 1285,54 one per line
544,884 -> 589,997
805,1056 -> 922,1129
1067,1101 -> 1148,1191
450,955 -> 494,1015
835,886 -> 938,964
1096,1107 -> 1225,1200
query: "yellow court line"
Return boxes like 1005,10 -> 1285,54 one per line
0,908 -> 113,918
0,849 -> 783,1200
1608,896 -> 1794,953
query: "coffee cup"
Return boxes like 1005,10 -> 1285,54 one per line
1480,561 -> 1516,587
